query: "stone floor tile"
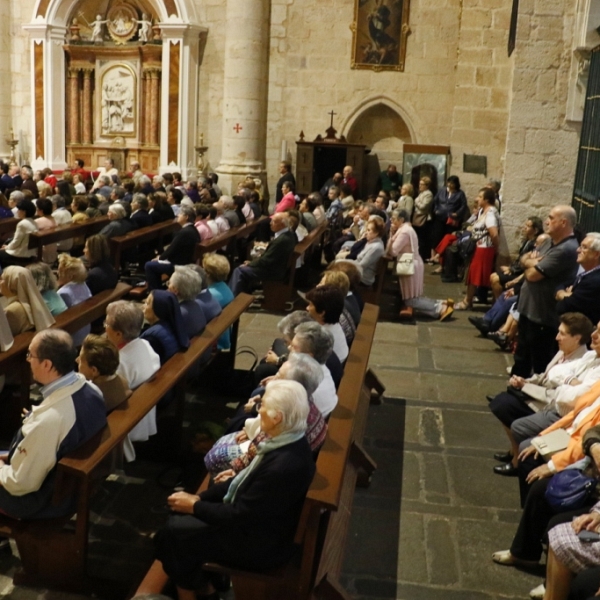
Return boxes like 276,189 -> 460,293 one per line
368,342 -> 419,369
429,326 -> 501,352
434,373 -> 505,406
441,409 -> 508,450
456,519 -> 543,596
397,513 -> 429,584
446,455 -> 522,510
432,347 -> 512,375
425,518 -> 459,585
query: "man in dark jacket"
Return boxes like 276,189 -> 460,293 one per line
144,206 -> 200,290
556,232 -> 600,325
129,194 -> 153,229
228,212 -> 297,295
275,161 -> 295,204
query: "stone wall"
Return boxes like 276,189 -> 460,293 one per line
501,0 -> 581,248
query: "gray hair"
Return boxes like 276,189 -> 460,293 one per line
100,175 -> 111,186
22,166 -> 33,179
112,186 -> 125,199
586,232 -> 600,252
283,353 -> 324,396
108,203 -> 126,219
275,213 -> 291,228
132,193 -> 149,210
180,205 -> 196,223
263,379 -> 309,434
391,208 -> 410,223
139,175 -> 151,186
171,265 -> 202,301
277,310 -> 313,340
153,175 -> 164,184
9,190 -> 24,203
488,178 -> 501,192
220,195 -> 234,209
293,322 -> 334,365
27,261 -> 58,293
51,194 -> 65,208
106,300 -> 144,342
187,264 -> 207,290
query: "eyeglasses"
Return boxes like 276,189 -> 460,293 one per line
26,351 -> 40,360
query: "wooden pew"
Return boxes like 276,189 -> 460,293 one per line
0,282 -> 132,437
27,216 -> 109,260
261,220 -> 328,312
193,215 -> 269,265
360,255 -> 392,306
0,293 -> 253,592
0,217 -> 18,237
109,220 -> 181,271
137,303 -> 381,600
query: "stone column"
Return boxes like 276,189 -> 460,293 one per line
149,68 -> 160,146
142,69 -> 151,144
215,0 -> 270,193
82,68 -> 93,145
67,68 -> 80,144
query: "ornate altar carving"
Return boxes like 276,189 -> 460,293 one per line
100,64 -> 136,136
107,3 -> 138,44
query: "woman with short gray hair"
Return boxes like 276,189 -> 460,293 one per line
168,265 -> 206,337
153,379 -> 315,600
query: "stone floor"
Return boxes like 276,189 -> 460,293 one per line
0,269 -> 544,599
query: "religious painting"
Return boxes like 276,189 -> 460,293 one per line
402,144 -> 450,200
351,0 -> 411,72
100,64 -> 137,137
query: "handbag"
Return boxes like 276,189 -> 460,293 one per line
396,229 -> 416,276
545,468 -> 598,511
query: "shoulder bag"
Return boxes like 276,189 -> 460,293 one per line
396,229 -> 416,276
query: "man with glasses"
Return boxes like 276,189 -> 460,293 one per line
0,329 -> 106,521
555,232 -> 600,325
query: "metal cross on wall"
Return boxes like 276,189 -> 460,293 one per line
233,123 -> 243,133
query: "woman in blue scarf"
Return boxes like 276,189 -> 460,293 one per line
140,289 -> 189,365
147,380 -> 315,600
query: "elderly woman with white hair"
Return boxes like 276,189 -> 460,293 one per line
167,265 -> 206,338
205,352 -> 327,477
150,379 -> 315,600
289,321 -> 338,417
104,300 -> 161,459
100,203 -> 133,239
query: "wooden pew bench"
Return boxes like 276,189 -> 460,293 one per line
0,217 -> 18,240
109,220 -> 182,271
193,216 -> 270,266
137,303 -> 381,600
27,216 -> 109,261
261,220 -> 328,312
0,293 -> 254,592
0,282 -> 132,437
360,255 -> 392,307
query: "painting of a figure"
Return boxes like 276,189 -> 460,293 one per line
100,65 -> 136,137
352,0 -> 410,71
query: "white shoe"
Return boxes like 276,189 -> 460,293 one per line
529,583 -> 545,599
506,366 -> 512,374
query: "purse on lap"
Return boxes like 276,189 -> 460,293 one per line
545,468 -> 598,510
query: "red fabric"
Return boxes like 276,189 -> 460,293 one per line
343,176 -> 358,195
467,246 -> 496,287
44,175 -> 58,189
274,192 -> 296,213
435,233 -> 457,266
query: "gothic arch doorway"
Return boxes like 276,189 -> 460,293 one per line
346,102 -> 413,195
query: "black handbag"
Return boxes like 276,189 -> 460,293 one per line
545,468 -> 598,511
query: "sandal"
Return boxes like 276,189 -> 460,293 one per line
432,267 -> 442,274
491,549 -> 538,567
454,301 -> 472,311
439,306 -> 454,321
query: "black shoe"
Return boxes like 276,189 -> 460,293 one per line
486,394 -> 496,403
488,331 -> 508,348
468,316 -> 490,336
493,463 -> 518,476
493,451 -> 513,463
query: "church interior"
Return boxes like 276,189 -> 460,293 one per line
0,0 -> 599,598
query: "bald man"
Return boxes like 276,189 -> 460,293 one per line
512,205 -> 580,377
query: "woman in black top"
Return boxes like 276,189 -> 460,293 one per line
149,192 -> 175,224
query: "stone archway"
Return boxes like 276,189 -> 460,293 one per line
24,0 -> 205,175
345,100 -> 414,195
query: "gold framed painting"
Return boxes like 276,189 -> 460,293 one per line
351,0 -> 411,71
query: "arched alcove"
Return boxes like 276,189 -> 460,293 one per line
347,102 -> 412,196
25,0 -> 205,174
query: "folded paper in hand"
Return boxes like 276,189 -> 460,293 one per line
531,429 -> 571,460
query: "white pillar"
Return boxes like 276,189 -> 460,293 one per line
159,23 -> 206,178
24,22 -> 68,170
216,0 -> 270,194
